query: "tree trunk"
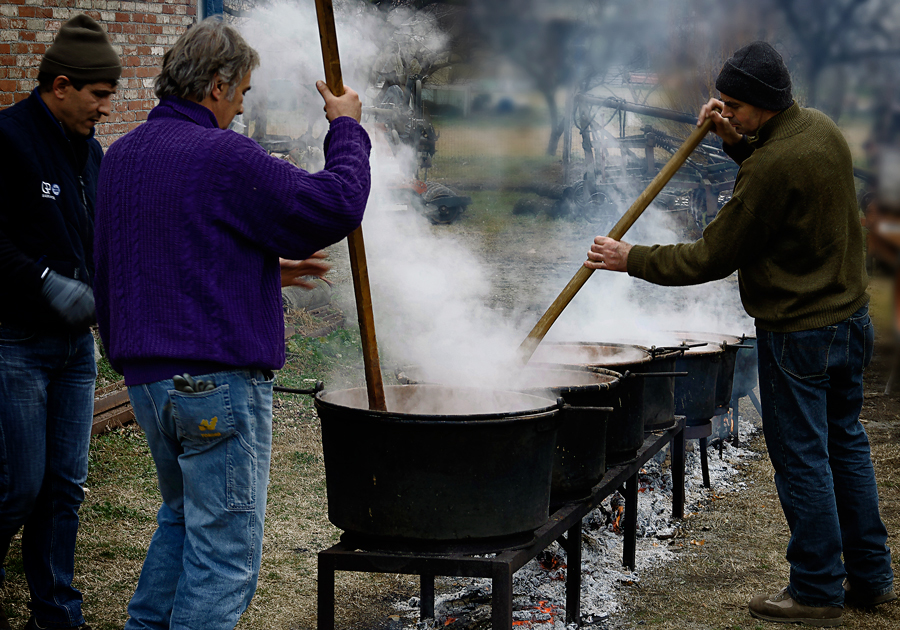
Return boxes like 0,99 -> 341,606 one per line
543,89 -> 563,155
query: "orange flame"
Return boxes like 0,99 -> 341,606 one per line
612,505 -> 625,533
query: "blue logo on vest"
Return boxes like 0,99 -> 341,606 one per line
41,181 -> 59,200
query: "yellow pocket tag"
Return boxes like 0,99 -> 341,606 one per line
199,416 -> 219,432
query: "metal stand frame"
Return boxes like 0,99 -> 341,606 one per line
317,418 -> 685,630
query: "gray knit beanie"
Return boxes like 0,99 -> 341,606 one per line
40,14 -> 121,84
715,41 -> 792,111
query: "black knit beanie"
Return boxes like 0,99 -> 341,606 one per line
40,14 -> 121,84
715,41 -> 792,111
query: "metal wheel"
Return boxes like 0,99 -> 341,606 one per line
422,182 -> 465,225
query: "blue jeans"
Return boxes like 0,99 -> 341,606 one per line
125,369 -> 273,630
757,304 -> 893,607
0,326 -> 96,628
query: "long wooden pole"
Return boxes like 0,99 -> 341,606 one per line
314,0 -> 386,411
517,116 -> 717,365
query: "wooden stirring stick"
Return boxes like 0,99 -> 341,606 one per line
517,115 -> 718,365
314,0 -> 386,411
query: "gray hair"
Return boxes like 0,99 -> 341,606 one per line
154,17 -> 260,101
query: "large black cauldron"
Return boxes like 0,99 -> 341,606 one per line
529,342 -> 680,449
668,331 -> 752,416
315,384 -> 560,543
511,367 -> 620,505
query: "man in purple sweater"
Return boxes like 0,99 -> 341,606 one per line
93,18 -> 370,630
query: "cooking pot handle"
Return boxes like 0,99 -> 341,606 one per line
273,381 -> 325,396
650,342 -> 707,352
727,343 -> 755,349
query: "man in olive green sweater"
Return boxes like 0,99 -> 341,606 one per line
588,41 -> 894,627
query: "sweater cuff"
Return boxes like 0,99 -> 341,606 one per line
626,244 -> 650,279
324,116 -> 372,154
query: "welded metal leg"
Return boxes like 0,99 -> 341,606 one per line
492,562 -> 513,630
671,426 -> 685,519
749,389 -> 763,416
622,472 -> 638,570
700,436 -> 711,488
420,574 -> 435,620
564,522 -> 582,624
317,553 -> 335,630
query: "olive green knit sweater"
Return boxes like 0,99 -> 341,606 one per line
627,103 -> 868,332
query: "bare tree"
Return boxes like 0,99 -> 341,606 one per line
775,0 -> 900,118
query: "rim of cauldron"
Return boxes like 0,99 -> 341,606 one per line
513,365 -> 624,396
314,383 -> 561,425
530,340 -> 685,366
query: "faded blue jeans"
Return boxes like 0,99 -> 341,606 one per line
757,304 -> 893,607
0,326 -> 96,628
124,369 -> 273,630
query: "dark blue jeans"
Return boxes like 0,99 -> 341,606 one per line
0,326 -> 96,628
757,304 -> 893,607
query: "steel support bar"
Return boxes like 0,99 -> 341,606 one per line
671,423 -> 686,520
576,94 -> 696,125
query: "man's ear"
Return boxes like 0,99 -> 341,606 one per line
51,75 -> 73,100
209,75 -> 225,102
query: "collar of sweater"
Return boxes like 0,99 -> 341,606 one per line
746,102 -> 811,147
149,95 -> 219,129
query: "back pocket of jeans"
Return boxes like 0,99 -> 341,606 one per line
778,328 -> 835,379
170,385 -> 256,511
171,386 -> 236,444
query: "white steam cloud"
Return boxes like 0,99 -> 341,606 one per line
239,0 -> 753,394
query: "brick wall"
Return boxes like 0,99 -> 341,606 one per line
0,0 -> 198,147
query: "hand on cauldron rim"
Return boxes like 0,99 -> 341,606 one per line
280,251 -> 330,289
585,236 -> 631,272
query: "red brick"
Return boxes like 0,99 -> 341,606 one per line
116,12 -> 129,22
21,31 -> 36,42
13,91 -> 28,102
0,93 -> 13,106
0,55 -> 14,66
162,5 -> 175,14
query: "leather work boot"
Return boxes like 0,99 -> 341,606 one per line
749,587 -> 843,627
843,579 -> 898,607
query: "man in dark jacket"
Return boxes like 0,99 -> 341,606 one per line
587,41 -> 893,627
0,14 -> 120,630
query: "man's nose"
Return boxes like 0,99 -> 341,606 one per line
98,97 -> 112,117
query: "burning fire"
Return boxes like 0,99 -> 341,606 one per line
612,505 -> 626,533
511,600 -> 560,626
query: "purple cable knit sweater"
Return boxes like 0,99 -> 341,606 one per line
94,96 -> 371,385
